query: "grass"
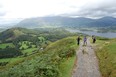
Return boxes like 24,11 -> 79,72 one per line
19,41 -> 36,49
0,36 -> 78,77
19,41 -> 38,54
107,42 -> 116,54
0,57 -> 24,64
13,29 -> 24,37
45,36 -> 77,52
20,44 -> 28,49
0,58 -> 11,62
0,57 -> 24,71
45,36 -> 78,77
95,38 -> 116,77
38,36 -> 45,42
19,41 -> 29,49
32,45 -> 36,47
59,56 -> 76,77
0,43 -> 15,49
22,48 -> 38,54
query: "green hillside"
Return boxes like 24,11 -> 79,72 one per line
0,37 -> 78,77
0,27 -> 77,72
93,38 -> 116,77
0,27 -> 75,58
0,27 -> 115,77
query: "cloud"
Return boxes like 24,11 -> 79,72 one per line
63,0 -> 116,18
0,4 -> 6,17
0,12 -> 6,16
0,0 -> 116,19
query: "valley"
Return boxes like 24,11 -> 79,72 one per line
0,28 -> 77,77
0,27 -> 115,77
0,16 -> 116,77
0,0 -> 116,77
0,28 -> 76,72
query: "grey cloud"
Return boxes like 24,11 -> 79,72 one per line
63,0 -> 116,18
0,12 -> 6,16
0,5 -> 6,17
0,4 -> 3,8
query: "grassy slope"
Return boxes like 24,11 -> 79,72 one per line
59,56 -> 76,77
0,36 -> 78,77
0,57 -> 24,70
45,36 -> 78,77
94,38 -> 116,77
0,57 -> 23,63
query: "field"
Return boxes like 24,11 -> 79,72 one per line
19,41 -> 36,49
22,48 -> 38,55
0,43 -> 15,49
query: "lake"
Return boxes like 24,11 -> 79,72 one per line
67,29 -> 116,38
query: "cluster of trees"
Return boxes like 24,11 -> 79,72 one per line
11,35 -> 38,49
0,48 -> 23,58
0,32 -> 14,43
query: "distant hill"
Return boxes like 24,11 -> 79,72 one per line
0,27 -> 39,42
0,27 -> 74,58
16,16 -> 116,28
0,27 -> 74,43
0,28 -> 24,42
88,16 -> 116,27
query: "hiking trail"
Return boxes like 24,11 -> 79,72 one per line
72,38 -> 101,77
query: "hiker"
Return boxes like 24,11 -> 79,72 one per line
77,36 -> 81,45
83,36 -> 87,46
92,35 -> 96,43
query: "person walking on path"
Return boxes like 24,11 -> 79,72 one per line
77,36 -> 81,45
92,35 -> 96,43
83,36 -> 87,46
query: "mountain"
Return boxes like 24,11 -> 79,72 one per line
15,16 -> 116,28
0,27 -> 26,42
88,16 -> 116,27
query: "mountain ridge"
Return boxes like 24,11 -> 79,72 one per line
15,16 -> 116,28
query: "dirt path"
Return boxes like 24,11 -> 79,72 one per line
72,38 -> 101,77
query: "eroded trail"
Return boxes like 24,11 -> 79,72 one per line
72,38 -> 101,77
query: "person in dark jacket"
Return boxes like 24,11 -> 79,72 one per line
77,36 -> 81,45
92,35 -> 96,43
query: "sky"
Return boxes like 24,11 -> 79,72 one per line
0,0 -> 116,24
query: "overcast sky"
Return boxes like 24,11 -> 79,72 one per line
0,0 -> 116,24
